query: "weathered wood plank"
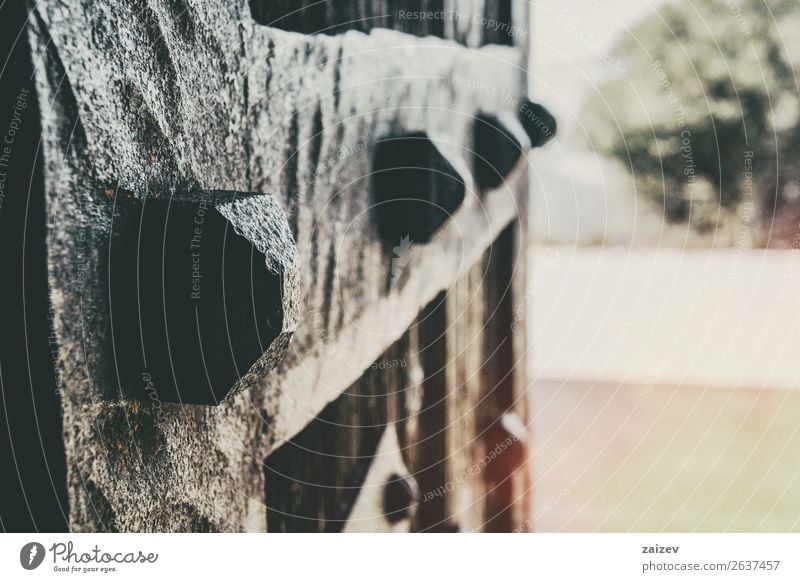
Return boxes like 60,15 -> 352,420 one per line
263,223 -> 531,532
29,0 -> 533,530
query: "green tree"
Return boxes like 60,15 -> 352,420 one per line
582,0 -> 800,242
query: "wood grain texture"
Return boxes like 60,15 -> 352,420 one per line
264,226 -> 531,532
248,0 -> 521,48
28,0 -> 532,531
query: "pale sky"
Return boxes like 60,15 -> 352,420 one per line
533,0 -> 669,65
530,0 -> 671,134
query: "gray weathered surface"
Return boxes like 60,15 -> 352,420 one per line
30,0 -> 532,530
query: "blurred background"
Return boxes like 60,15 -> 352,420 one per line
528,0 -> 800,531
